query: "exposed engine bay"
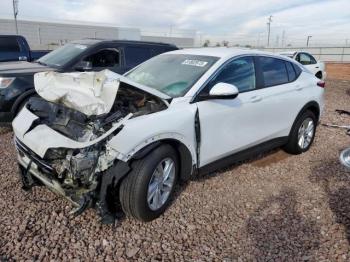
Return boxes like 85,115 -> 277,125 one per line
14,70 -> 169,223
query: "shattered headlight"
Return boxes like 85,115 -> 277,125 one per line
44,148 -> 68,160
0,77 -> 15,89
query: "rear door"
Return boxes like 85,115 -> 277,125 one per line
79,44 -> 122,73
256,56 -> 306,137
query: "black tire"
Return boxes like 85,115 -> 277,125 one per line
119,144 -> 179,222
315,71 -> 322,79
15,95 -> 37,116
284,110 -> 317,155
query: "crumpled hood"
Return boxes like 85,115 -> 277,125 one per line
34,69 -> 170,116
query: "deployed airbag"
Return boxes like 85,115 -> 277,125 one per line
34,70 -> 120,116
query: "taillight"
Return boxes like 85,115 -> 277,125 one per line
317,81 -> 325,88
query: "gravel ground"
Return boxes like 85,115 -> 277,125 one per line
1,79 -> 350,261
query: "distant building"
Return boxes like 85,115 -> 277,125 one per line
0,19 -> 195,49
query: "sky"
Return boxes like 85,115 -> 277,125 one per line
0,0 -> 349,46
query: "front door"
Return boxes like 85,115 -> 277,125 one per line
196,56 -> 269,167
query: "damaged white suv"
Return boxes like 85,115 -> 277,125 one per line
13,48 -> 325,223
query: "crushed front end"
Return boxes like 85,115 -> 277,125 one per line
13,70 -> 168,223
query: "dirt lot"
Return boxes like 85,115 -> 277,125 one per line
327,63 -> 350,80
1,78 -> 350,261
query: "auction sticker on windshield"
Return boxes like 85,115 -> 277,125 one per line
182,59 -> 208,67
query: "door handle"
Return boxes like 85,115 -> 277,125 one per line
315,66 -> 319,68
250,96 -> 262,103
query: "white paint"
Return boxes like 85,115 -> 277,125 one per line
279,51 -> 327,80
13,48 -> 325,171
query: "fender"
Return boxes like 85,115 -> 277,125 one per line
126,138 -> 195,181
108,132 -> 197,165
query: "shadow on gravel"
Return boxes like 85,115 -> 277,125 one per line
310,158 -> 350,244
193,148 -> 288,182
246,188 -> 320,260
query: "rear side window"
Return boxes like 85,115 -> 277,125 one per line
292,63 -> 302,76
0,37 -> 20,52
84,49 -> 119,68
125,46 -> 152,68
259,57 -> 289,87
285,62 -> 296,81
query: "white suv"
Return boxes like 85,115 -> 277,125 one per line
13,48 -> 325,223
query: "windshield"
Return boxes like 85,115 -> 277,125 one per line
125,54 -> 219,97
38,43 -> 89,67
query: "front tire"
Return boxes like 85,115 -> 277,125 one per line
284,110 -> 317,154
119,144 -> 179,221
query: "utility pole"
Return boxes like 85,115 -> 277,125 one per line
257,32 -> 261,47
306,35 -> 312,47
267,15 -> 273,46
12,0 -> 19,34
281,30 -> 286,47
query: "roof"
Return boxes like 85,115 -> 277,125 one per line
167,47 -> 275,59
71,38 -> 177,48
279,51 -> 297,56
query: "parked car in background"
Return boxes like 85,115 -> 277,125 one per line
0,35 -> 49,63
13,48 -> 325,223
0,39 -> 178,124
280,51 -> 326,80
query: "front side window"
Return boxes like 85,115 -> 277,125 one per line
83,49 -> 119,68
125,54 -> 219,97
208,56 -> 256,93
260,57 -> 289,87
285,62 -> 297,82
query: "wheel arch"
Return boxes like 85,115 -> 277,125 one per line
11,88 -> 36,114
289,101 -> 320,137
130,138 -> 195,181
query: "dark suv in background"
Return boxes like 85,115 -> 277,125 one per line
0,39 -> 178,124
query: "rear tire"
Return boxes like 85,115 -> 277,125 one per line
119,144 -> 179,222
284,110 -> 317,155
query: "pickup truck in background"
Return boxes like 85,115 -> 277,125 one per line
0,35 -> 50,62
0,39 -> 178,124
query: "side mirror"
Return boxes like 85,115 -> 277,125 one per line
208,82 -> 239,99
75,61 -> 92,71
